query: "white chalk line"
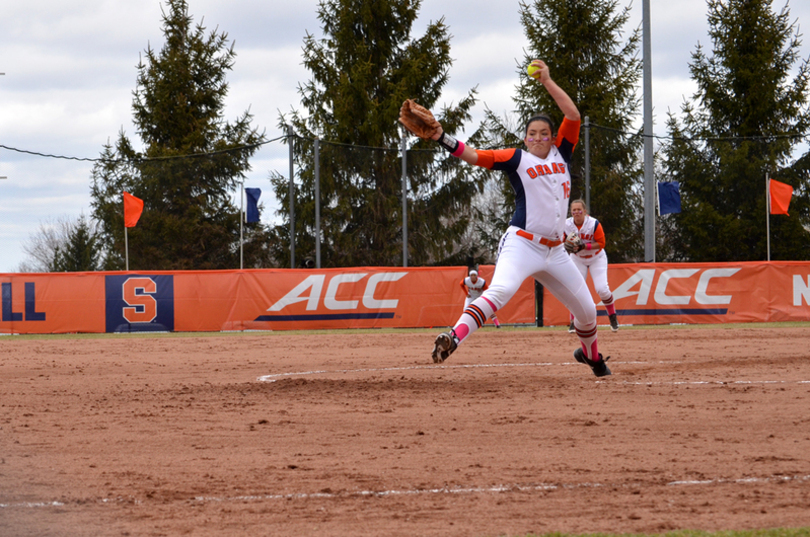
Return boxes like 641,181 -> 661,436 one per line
0,501 -> 68,508
0,497 -> 136,508
257,363 -> 810,388
668,475 -> 810,486
256,361 -> 651,383
3,474 -> 809,509
192,474 -> 810,503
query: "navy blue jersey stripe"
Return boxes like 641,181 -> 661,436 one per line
490,149 -> 526,229
557,137 -> 575,164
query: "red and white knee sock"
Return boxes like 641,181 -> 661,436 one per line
576,323 -> 601,361
451,296 -> 497,344
603,294 -> 616,316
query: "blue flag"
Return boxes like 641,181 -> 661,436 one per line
245,188 -> 261,223
658,181 -> 681,215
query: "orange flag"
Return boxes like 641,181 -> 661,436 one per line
123,192 -> 144,228
769,179 -> 793,216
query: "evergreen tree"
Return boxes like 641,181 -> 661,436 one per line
50,215 -> 103,272
90,0 -> 268,270
479,0 -> 644,262
268,0 -> 481,267
660,0 -> 810,261
18,215 -> 103,272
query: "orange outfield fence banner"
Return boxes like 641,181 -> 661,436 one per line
543,261 -> 810,327
0,266 -> 534,334
1,262 -> 808,335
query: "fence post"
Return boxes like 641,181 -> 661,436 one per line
401,127 -> 408,267
584,116 -> 590,209
288,125 -> 295,268
315,138 -> 321,268
240,180 -> 244,270
642,0 -> 656,263
766,171 -> 770,262
535,281 -> 544,327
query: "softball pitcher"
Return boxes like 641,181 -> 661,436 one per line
564,199 -> 619,332
461,269 -> 501,328
399,59 -> 611,377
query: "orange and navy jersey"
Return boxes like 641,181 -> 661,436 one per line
472,117 -> 579,240
564,215 -> 606,258
461,276 -> 488,299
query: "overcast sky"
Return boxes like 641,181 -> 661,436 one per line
1,0 -> 809,272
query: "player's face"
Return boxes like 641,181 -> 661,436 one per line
470,274 -> 478,283
524,120 -> 554,158
571,202 -> 586,225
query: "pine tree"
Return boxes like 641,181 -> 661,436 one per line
18,215 -> 103,272
479,0 -> 644,262
661,0 -> 810,261
267,0 -> 481,267
90,0 -> 268,270
50,215 -> 103,272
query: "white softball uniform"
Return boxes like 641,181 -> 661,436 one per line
565,215 -> 612,303
462,276 -> 487,308
462,117 -> 596,329
487,225 -> 596,326
447,117 -> 601,360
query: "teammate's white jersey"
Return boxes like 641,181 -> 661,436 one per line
463,276 -> 487,300
565,215 -> 605,261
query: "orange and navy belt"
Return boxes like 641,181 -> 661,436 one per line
515,229 -> 562,248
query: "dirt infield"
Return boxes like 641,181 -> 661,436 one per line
2,325 -> 810,537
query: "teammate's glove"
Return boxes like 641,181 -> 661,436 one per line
399,99 -> 441,139
564,233 -> 585,254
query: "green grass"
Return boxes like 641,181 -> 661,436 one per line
510,529 -> 810,537
605,321 -> 809,330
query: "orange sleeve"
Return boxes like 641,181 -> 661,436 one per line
593,222 -> 606,249
482,280 -> 489,291
459,279 -> 467,292
473,148 -> 518,170
556,117 -> 580,148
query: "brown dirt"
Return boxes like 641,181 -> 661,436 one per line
2,325 -> 810,537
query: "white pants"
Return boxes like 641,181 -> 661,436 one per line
485,227 -> 596,327
571,250 -> 612,303
451,226 -> 600,358
464,296 -> 498,324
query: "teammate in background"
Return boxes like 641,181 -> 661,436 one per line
399,59 -> 611,377
461,269 -> 501,328
564,199 -> 619,333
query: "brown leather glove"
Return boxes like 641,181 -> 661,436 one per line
398,99 -> 440,139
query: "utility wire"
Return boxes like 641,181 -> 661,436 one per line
0,135 -> 287,164
2,128 -> 808,164
589,123 -> 808,144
